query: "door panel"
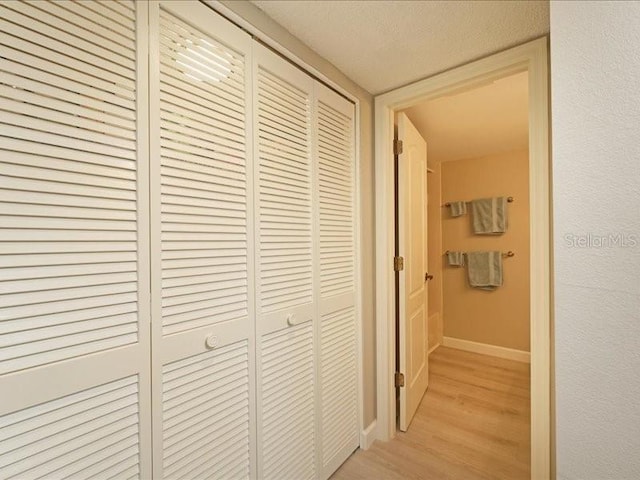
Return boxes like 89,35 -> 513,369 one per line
256,68 -> 313,318
149,1 -> 255,478
0,376 -> 141,479
261,322 -> 315,480
0,0 -> 151,476
161,341 -> 251,480
314,84 -> 359,479
254,42 -> 316,480
397,112 -> 429,432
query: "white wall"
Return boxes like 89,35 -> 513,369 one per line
551,2 -> 640,479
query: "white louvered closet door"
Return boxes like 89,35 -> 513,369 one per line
0,1 -> 151,478
313,83 -> 359,480
149,2 -> 255,479
253,43 -> 317,480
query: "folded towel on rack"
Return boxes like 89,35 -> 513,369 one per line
471,197 -> 507,234
446,251 -> 465,267
466,251 -> 503,290
448,201 -> 467,217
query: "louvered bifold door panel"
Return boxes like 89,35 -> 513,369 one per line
0,1 -> 151,478
0,376 -> 141,480
162,341 -> 251,480
313,83 -> 359,480
253,43 -> 316,480
149,2 -> 255,479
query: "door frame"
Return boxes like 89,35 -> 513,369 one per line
374,37 -> 551,479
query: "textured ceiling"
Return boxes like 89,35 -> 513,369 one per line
403,71 -> 528,163
251,0 -> 549,95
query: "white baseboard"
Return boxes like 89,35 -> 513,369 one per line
442,336 -> 530,363
360,419 -> 377,450
428,342 -> 440,355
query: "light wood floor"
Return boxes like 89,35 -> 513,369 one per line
331,346 -> 531,480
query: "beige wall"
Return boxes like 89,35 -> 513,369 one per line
441,150 -> 530,352
216,1 -> 377,426
427,162 -> 443,351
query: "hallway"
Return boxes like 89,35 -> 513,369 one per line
332,347 -> 531,479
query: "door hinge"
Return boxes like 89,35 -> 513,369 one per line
393,139 -> 403,155
393,256 -> 404,272
395,372 -> 405,388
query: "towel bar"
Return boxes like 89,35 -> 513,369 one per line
443,196 -> 513,207
444,250 -> 515,257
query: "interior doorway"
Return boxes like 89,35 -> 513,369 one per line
392,70 -> 532,476
375,38 -> 551,479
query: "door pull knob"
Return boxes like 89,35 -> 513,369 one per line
205,334 -> 218,349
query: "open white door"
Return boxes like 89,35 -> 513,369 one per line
397,112 -> 429,432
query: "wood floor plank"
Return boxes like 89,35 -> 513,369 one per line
331,346 -> 531,480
